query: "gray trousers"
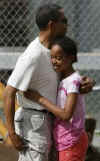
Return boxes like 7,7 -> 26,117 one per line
14,107 -> 52,161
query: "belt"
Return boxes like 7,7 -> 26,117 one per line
23,107 -> 48,113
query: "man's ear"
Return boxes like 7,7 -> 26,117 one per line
48,21 -> 56,33
48,20 -> 54,27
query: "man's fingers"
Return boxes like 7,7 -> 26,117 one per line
9,133 -> 27,151
16,144 -> 28,151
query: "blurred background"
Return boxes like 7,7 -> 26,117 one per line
0,0 -> 100,159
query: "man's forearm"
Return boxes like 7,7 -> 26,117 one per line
3,86 -> 16,135
3,86 -> 27,151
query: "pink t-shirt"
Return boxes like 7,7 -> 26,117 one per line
53,72 -> 86,151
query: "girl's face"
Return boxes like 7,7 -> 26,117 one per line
51,44 -> 72,74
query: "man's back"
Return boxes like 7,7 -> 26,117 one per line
8,37 -> 58,110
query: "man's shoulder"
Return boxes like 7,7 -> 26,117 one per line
29,37 -> 40,45
19,37 -> 42,60
27,37 -> 42,51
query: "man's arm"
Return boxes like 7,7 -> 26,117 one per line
3,86 -> 25,151
80,76 -> 95,94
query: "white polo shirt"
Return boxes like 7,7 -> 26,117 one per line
8,37 -> 58,110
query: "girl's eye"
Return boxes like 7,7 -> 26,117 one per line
51,56 -> 54,59
51,56 -> 63,60
57,56 -> 63,60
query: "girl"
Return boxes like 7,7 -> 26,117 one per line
25,36 -> 88,161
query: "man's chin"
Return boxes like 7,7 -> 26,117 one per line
56,33 -> 66,39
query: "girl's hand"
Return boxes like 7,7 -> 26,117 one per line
79,76 -> 96,94
24,90 -> 42,103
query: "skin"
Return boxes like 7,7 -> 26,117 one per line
51,44 -> 75,77
3,86 -> 26,151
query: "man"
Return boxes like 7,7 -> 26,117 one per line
4,3 -> 94,161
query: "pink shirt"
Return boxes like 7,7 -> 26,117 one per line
53,72 -> 86,151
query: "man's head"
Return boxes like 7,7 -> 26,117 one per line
36,3 -> 68,37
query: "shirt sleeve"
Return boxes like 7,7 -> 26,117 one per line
7,46 -> 40,91
66,78 -> 81,94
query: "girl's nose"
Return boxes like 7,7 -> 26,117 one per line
52,58 -> 57,65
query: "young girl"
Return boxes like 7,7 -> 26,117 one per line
24,36 -> 88,161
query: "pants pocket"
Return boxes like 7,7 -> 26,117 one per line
15,120 -> 24,136
30,115 -> 44,132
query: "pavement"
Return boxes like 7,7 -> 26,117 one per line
0,143 -> 18,161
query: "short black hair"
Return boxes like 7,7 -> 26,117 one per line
52,36 -> 78,63
36,3 -> 62,30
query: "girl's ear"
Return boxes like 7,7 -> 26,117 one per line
70,55 -> 77,63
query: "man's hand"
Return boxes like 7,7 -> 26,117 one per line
9,132 -> 27,151
80,76 -> 96,94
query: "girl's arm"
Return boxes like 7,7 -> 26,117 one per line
24,90 -> 78,121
